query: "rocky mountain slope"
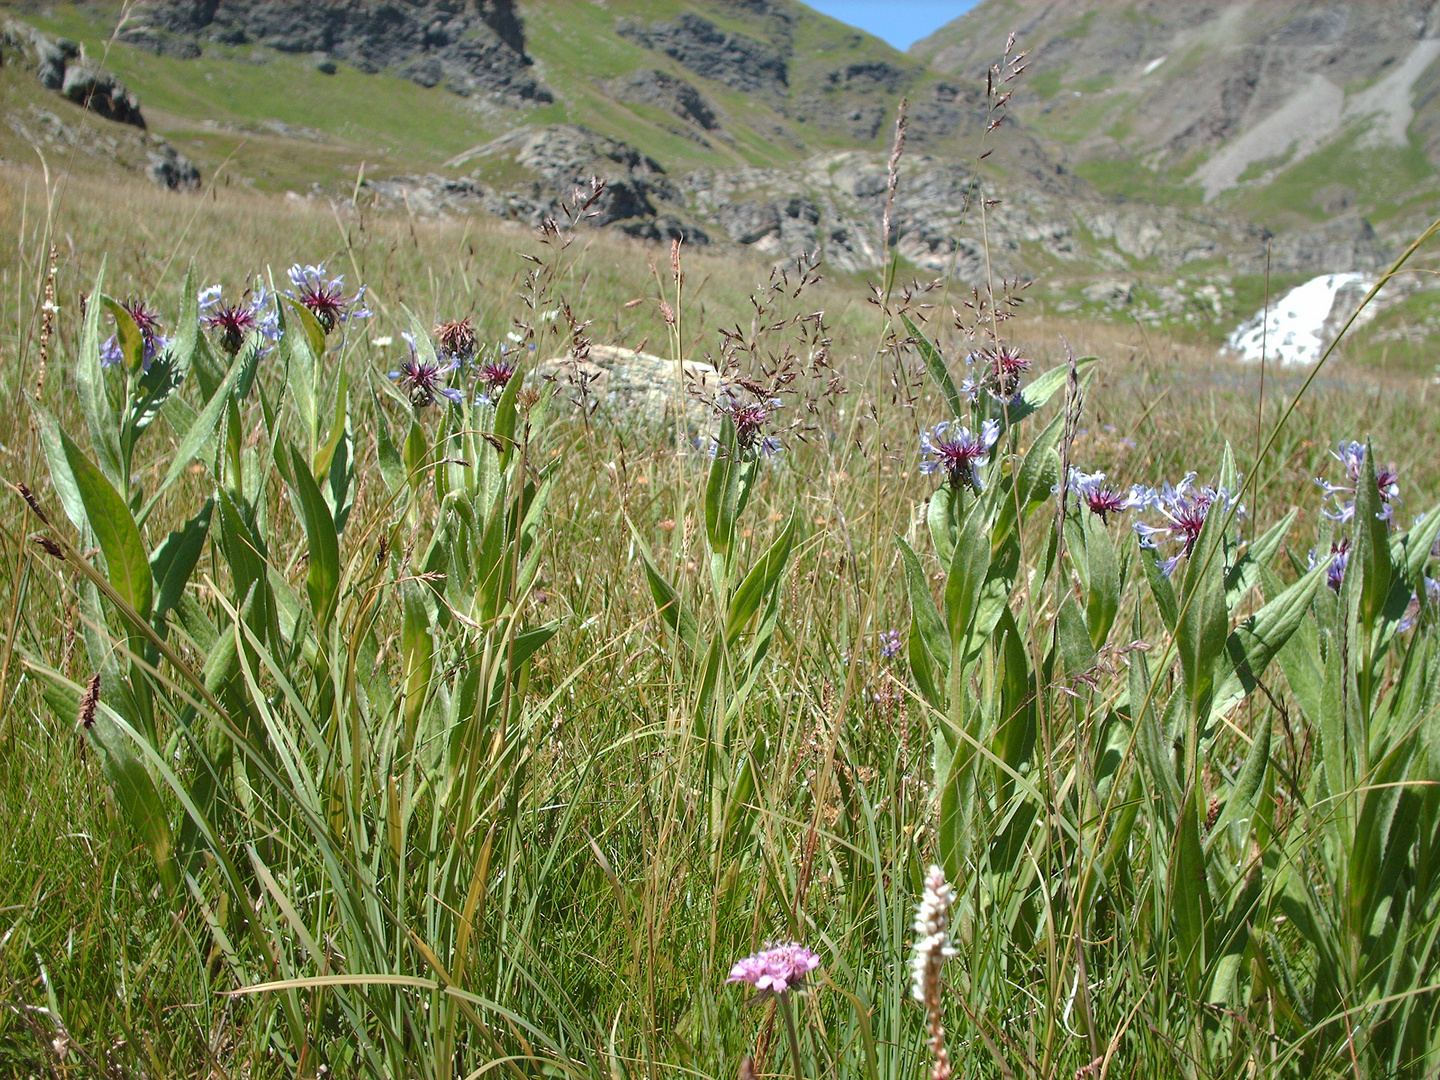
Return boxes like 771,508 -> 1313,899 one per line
913,0 -> 1440,245
2,1 -> 1435,360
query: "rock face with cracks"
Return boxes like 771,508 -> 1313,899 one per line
120,0 -> 550,103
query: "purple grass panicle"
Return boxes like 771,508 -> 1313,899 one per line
879,628 -> 903,659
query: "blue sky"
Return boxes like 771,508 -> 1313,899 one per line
806,1 -> 983,51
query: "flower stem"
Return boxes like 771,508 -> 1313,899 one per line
778,992 -> 804,1080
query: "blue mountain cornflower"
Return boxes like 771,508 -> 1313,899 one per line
1307,537 -> 1351,593
919,418 -> 999,491
1064,468 -> 1142,523
1132,473 -> 1241,577
1316,440 -> 1400,523
718,391 -> 783,456
390,332 -> 463,407
879,628 -> 903,659
474,355 -> 517,406
980,342 -> 1031,401
100,298 -> 168,369
199,282 -> 280,357
287,263 -> 372,334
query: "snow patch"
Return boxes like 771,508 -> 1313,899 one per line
1227,273 -> 1375,367
1142,55 -> 1167,75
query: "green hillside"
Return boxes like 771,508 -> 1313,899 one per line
11,0 -> 946,192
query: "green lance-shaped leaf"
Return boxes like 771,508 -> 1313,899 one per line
137,342 -> 251,526
1000,356 -> 1098,427
150,498 -> 213,631
1209,559 -> 1327,725
632,524 -> 703,655
1176,496 -> 1230,725
1170,784 -> 1211,999
373,392 -> 407,495
725,513 -> 797,643
1083,510 -> 1121,649
1351,440 -> 1394,631
28,666 -> 178,894
1140,542 -> 1180,634
102,296 -> 145,374
77,258 -> 124,488
944,499 -> 991,657
1206,711 -> 1271,852
1398,501 -> 1440,587
27,395 -> 86,534
1225,508 -> 1297,610
492,351 -> 526,468
288,443 -> 340,631
313,368 -> 350,480
279,297 -> 323,452
168,263 -> 201,386
899,536 -> 949,708
902,314 -> 966,421
1129,612 -> 1181,825
705,415 -> 756,566
400,576 -> 434,746
60,426 -> 152,623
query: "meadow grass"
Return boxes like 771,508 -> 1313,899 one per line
1,152 -> 1440,1080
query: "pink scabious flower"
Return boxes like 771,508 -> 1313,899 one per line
1315,440 -> 1400,524
727,943 -> 820,995
1132,473 -> 1241,577
919,418 -> 999,491
287,262 -> 371,334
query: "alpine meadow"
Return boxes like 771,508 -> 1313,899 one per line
4,2 -> 1440,1079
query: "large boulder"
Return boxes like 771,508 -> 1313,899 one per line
61,64 -> 145,128
540,345 -> 720,425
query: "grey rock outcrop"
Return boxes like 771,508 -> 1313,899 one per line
120,0 -> 550,103
606,69 -> 719,131
3,20 -> 145,128
61,64 -> 145,127
617,14 -> 788,96
539,345 -> 720,425
146,143 -> 202,191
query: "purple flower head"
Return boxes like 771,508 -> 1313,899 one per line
719,391 -> 783,455
435,317 -> 477,362
100,298 -> 169,370
919,418 -> 1000,491
981,342 -> 1031,400
879,628 -> 903,659
1310,537 -> 1351,593
390,332 -> 462,408
475,356 -> 517,405
287,263 -> 371,334
1316,440 -> 1401,524
727,943 -> 821,996
1132,473 -> 1241,577
200,282 -> 280,357
1065,468 -> 1141,524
